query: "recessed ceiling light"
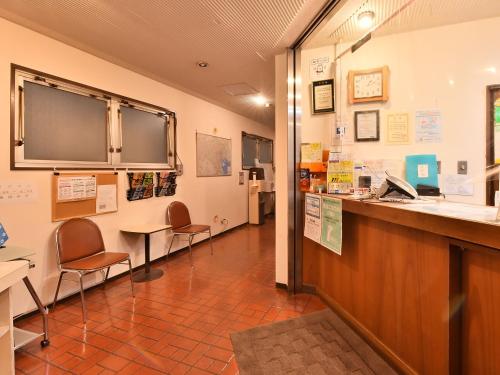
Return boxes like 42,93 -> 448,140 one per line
358,11 -> 375,29
197,61 -> 209,68
253,95 -> 267,106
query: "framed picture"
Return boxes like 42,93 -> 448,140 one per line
354,110 -> 380,142
348,66 -> 389,104
312,79 -> 335,114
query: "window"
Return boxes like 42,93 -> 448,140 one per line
242,132 -> 273,169
12,65 -> 176,170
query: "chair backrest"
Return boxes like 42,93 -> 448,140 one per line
167,201 -> 192,229
56,218 -> 105,265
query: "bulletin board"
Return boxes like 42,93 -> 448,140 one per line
52,173 -> 118,222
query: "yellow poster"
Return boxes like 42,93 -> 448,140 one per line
300,143 -> 322,162
386,112 -> 410,144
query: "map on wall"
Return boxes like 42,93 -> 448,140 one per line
196,132 -> 232,177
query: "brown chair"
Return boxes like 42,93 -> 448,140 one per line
52,218 -> 134,323
166,201 -> 214,263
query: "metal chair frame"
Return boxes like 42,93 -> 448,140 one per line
166,203 -> 214,264
166,228 -> 214,264
52,221 -> 135,324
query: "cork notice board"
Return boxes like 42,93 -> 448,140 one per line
52,173 -> 118,222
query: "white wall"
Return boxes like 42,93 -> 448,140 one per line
274,52 -> 288,285
0,18 -> 274,316
301,17 -> 500,205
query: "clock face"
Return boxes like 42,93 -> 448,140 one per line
354,72 -> 383,99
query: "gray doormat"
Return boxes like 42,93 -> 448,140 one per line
230,309 -> 397,375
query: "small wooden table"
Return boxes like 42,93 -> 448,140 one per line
120,224 -> 172,282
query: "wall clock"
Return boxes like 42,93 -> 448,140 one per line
348,66 -> 389,104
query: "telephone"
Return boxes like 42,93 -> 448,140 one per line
377,173 -> 419,200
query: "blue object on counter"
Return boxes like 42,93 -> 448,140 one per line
0,223 -> 8,247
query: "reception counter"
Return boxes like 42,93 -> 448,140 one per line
302,195 -> 500,374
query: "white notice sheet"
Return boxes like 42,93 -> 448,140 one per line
304,193 -> 322,243
96,184 -> 117,213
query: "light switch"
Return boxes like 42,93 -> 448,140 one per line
457,161 -> 467,175
437,161 -> 441,174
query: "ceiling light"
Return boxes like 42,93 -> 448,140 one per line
253,95 -> 267,106
197,61 -> 209,68
358,11 -> 375,29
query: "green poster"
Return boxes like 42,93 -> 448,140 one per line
320,196 -> 342,255
495,105 -> 500,125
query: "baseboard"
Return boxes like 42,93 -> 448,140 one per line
300,283 -> 317,294
14,222 -> 249,323
315,287 -> 417,375
275,282 -> 288,290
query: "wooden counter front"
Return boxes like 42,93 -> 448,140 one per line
302,195 -> 500,374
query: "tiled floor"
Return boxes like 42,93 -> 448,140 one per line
15,218 -> 325,374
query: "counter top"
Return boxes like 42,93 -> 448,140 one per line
307,193 -> 500,250
0,260 -> 28,293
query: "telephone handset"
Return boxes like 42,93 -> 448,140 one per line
377,173 -> 419,200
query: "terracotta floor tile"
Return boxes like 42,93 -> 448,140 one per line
98,353 -> 130,371
15,219 -> 326,374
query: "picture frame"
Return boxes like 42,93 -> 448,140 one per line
312,79 -> 335,114
354,110 -> 380,142
348,66 -> 389,104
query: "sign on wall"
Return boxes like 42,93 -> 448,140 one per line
320,196 -> 342,255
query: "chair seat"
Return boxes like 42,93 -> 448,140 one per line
62,252 -> 129,271
173,224 -> 210,234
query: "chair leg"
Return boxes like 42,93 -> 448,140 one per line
78,273 -> 87,324
104,267 -> 110,282
52,271 -> 66,310
166,234 -> 175,259
188,235 -> 194,266
208,228 -> 214,255
127,257 -> 135,298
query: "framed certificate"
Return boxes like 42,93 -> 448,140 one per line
312,79 -> 335,114
354,110 -> 379,142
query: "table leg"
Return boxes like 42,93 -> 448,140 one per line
22,277 -> 49,347
132,233 -> 164,282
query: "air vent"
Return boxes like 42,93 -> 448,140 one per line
221,83 -> 259,96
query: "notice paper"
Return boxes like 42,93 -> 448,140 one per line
310,56 -> 331,81
0,181 -> 37,203
301,143 -> 322,162
96,184 -> 117,213
304,193 -> 321,243
442,175 -> 474,196
386,113 -> 410,144
415,110 -> 442,143
321,196 -> 342,255
57,176 -> 96,202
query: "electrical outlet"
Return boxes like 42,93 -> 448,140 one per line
176,164 -> 183,176
457,161 -> 467,175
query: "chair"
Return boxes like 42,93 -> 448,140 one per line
52,218 -> 134,323
166,201 -> 214,263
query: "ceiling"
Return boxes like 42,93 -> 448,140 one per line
304,0 -> 500,49
0,0 -> 329,127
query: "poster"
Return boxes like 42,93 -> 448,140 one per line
310,56 -> 331,81
304,193 -> 321,243
57,176 -> 96,202
96,185 -> 117,213
442,175 -> 474,196
386,113 -> 410,144
327,160 -> 353,193
300,143 -> 322,162
321,196 -> 342,255
415,110 -> 442,143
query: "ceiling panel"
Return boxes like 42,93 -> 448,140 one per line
0,0 -> 329,126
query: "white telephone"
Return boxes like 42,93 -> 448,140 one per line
377,173 -> 419,200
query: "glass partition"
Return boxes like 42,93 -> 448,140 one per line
295,0 -> 500,206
